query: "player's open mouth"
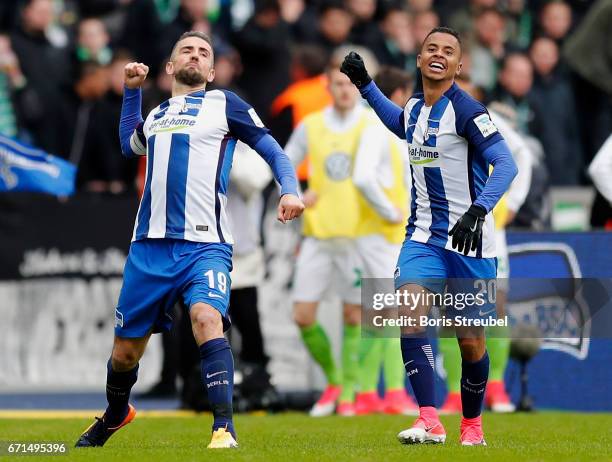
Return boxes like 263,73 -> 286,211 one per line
428,62 -> 445,71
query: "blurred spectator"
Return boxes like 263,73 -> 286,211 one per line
529,37 -> 582,185
504,0 -> 533,49
530,36 -> 559,78
311,0 -> 354,57
0,35 -> 26,138
160,0 -> 219,60
11,0 -> 72,157
470,8 -> 506,93
495,53 -> 538,134
279,0 -> 318,42
102,51 -> 140,191
0,0 -> 603,224
75,18 -> 112,66
73,52 -> 139,194
69,61 -> 112,191
406,0 -> 433,14
538,0 -> 573,44
117,0 -> 163,74
412,9 -> 440,48
271,45 -> 330,126
209,43 -> 243,92
270,45 -> 331,176
347,0 -> 383,49
563,0 -> 612,168
370,4 -> 417,73
448,0 -> 498,38
233,0 -> 291,123
493,52 -> 554,212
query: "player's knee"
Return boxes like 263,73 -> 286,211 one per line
458,337 -> 486,362
293,304 -> 316,328
343,308 -> 361,326
111,348 -> 140,370
192,305 -> 222,334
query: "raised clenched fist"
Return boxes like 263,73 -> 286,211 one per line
124,62 -> 149,89
340,52 -> 372,89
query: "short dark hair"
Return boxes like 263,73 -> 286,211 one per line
254,0 -> 280,14
292,45 -> 328,77
500,51 -> 532,71
111,48 -> 134,65
75,60 -> 104,82
319,0 -> 347,16
422,26 -> 462,50
171,31 -> 214,59
380,2 -> 409,20
374,66 -> 412,99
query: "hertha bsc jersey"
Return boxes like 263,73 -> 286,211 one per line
403,83 -> 504,258
127,89 -> 275,244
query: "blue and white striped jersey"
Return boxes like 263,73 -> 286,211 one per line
403,83 -> 503,258
126,89 -> 281,244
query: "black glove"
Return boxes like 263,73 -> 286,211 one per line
448,204 -> 487,256
340,52 -> 372,89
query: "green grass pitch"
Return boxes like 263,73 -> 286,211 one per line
1,412 -> 611,461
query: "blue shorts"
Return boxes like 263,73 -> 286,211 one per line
115,239 -> 233,338
394,240 -> 497,319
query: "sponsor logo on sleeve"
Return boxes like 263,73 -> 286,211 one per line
248,108 -> 265,128
473,114 -> 498,138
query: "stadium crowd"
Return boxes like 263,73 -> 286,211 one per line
0,0 -> 610,222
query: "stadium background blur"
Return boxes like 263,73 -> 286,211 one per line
1,0 -> 611,416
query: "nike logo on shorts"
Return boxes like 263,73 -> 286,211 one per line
206,370 -> 227,379
478,308 -> 496,316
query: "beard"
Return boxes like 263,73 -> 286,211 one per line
175,67 -> 206,86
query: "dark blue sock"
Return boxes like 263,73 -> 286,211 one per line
461,351 -> 489,418
105,359 -> 138,426
200,338 -> 235,438
400,335 -> 435,407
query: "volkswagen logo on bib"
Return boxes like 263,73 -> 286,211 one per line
325,152 -> 351,181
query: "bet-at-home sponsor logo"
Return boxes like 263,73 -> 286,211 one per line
409,144 -> 441,167
150,117 -> 196,133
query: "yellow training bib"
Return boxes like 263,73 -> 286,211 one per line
302,111 -> 369,238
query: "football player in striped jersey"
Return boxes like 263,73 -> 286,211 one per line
75,31 -> 303,450
342,27 -> 517,446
